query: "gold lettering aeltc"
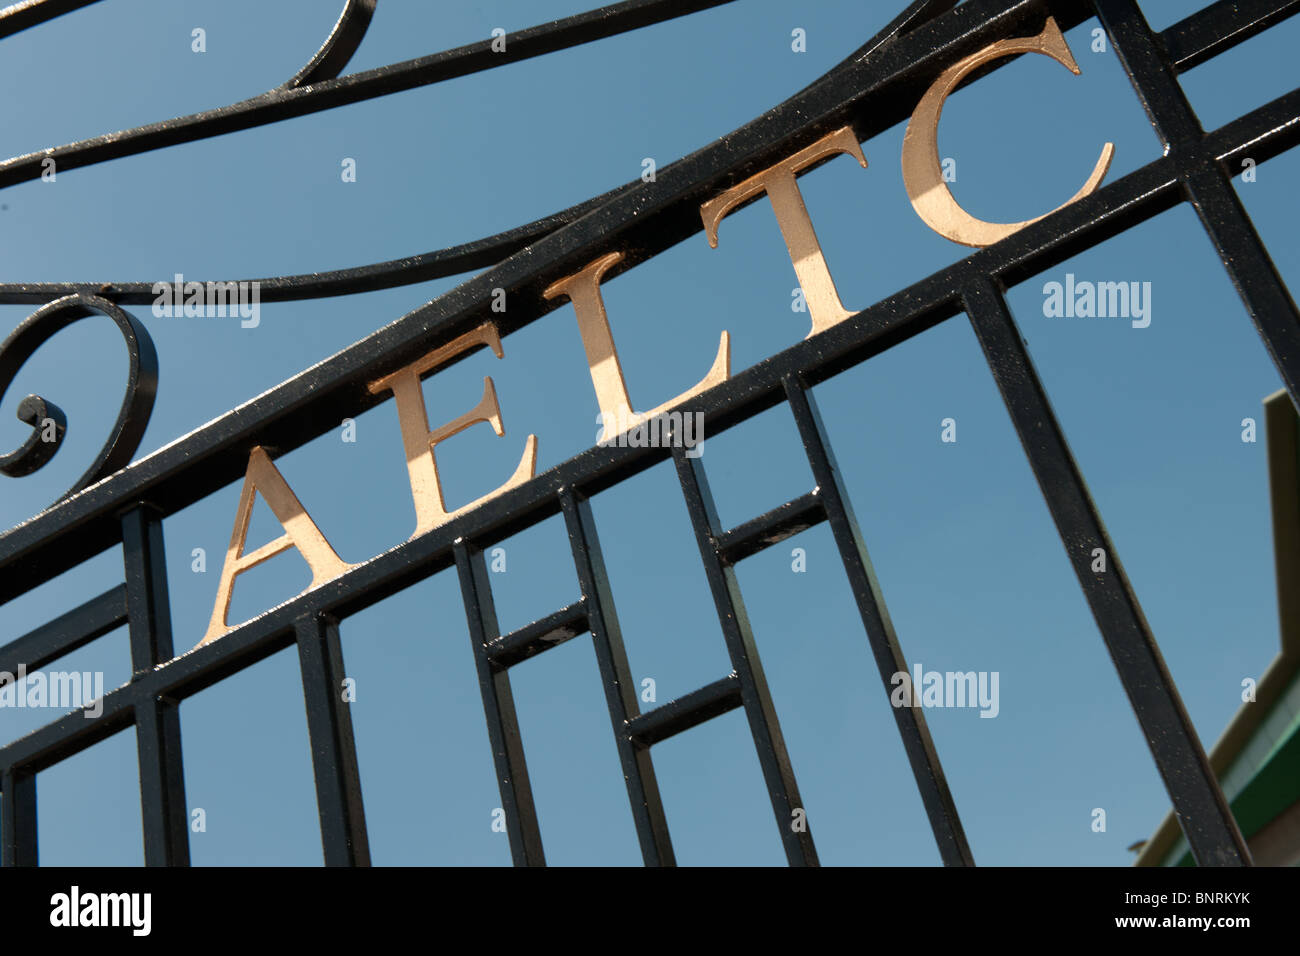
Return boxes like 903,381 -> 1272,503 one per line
198,16 -> 1110,651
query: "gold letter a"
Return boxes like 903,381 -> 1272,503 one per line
198,446 -> 351,648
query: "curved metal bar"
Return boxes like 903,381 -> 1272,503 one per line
1,0 -> 377,91
0,0 -> 739,190
0,294 -> 157,501
0,0 -> 951,308
0,0 -> 103,41
283,0 -> 378,90
0,179 -> 640,305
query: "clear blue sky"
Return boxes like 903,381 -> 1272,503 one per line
0,0 -> 1296,866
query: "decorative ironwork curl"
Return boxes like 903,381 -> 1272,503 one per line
0,293 -> 157,501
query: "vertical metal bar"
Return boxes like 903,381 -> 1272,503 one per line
1094,0 -> 1300,409
295,614 -> 370,866
559,487 -> 676,866
962,274 -> 1251,865
453,539 -> 546,866
1093,0 -> 1204,150
122,506 -> 174,675
1184,165 -> 1300,409
671,443 -> 819,865
121,504 -> 190,866
133,701 -> 188,866
782,375 -> 975,866
0,770 -> 37,866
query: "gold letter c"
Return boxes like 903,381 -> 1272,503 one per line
901,16 -> 1114,248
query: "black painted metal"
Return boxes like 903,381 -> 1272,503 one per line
122,505 -> 190,867
0,295 -> 157,502
561,488 -> 676,866
672,443 -> 819,865
453,541 -> 546,866
0,584 -> 124,677
783,377 -> 975,866
626,674 -> 744,748
0,0 -> 1295,866
0,768 -> 36,866
295,614 -> 369,866
961,276 -> 1250,865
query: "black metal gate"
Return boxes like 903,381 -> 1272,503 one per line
1,0 -> 1297,867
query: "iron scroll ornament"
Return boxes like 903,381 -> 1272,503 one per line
0,294 -> 158,502
0,0 -> 376,507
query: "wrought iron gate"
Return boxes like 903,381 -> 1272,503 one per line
1,0 -> 1297,867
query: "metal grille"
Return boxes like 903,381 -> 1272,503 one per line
1,0 -> 1297,867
